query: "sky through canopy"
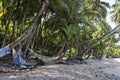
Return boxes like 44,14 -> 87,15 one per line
101,0 -> 116,28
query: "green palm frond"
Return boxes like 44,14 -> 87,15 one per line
28,48 -> 59,63
111,3 -> 120,23
49,0 -> 71,21
100,1 -> 110,8
61,25 -> 71,40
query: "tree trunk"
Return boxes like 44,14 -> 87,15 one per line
10,21 -> 15,43
9,0 -> 49,50
2,20 -> 10,47
77,23 -> 120,57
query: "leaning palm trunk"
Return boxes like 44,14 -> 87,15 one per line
77,23 -> 120,57
9,0 -> 48,50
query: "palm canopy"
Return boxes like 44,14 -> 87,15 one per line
111,2 -> 120,23
0,0 -> 117,61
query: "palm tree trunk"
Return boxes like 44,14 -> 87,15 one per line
9,0 -> 49,49
10,21 -> 15,43
77,23 -> 120,57
2,20 -> 10,47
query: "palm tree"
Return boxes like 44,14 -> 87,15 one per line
111,0 -> 120,23
0,0 -> 117,63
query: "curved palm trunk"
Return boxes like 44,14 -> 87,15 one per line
77,23 -> 120,57
9,0 -> 49,50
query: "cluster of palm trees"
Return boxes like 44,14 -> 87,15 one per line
0,0 -> 120,61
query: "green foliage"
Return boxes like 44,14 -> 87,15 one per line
28,48 -> 59,63
0,0 -> 119,59
111,1 -> 120,23
106,45 -> 120,58
49,0 -> 71,21
64,48 -> 76,59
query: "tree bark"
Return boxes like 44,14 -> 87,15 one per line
77,24 -> 120,57
2,20 -> 10,47
9,0 -> 49,49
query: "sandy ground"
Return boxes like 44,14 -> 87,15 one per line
0,58 -> 120,80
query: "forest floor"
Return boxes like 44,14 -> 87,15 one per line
0,58 -> 120,80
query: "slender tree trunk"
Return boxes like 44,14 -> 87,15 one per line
2,20 -> 10,47
77,24 -> 120,57
19,0 -> 29,35
57,41 -> 67,59
10,21 -> 15,43
10,0 -> 49,49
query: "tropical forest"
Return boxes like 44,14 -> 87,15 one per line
0,0 -> 120,80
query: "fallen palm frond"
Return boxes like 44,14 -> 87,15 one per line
27,48 -> 64,64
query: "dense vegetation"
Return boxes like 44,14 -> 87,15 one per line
0,0 -> 120,62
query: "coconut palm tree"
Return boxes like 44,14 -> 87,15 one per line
0,0 -> 117,63
111,1 -> 120,23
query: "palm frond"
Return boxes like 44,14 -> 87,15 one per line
28,48 -> 59,63
100,2 -> 110,8
49,0 -> 71,21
